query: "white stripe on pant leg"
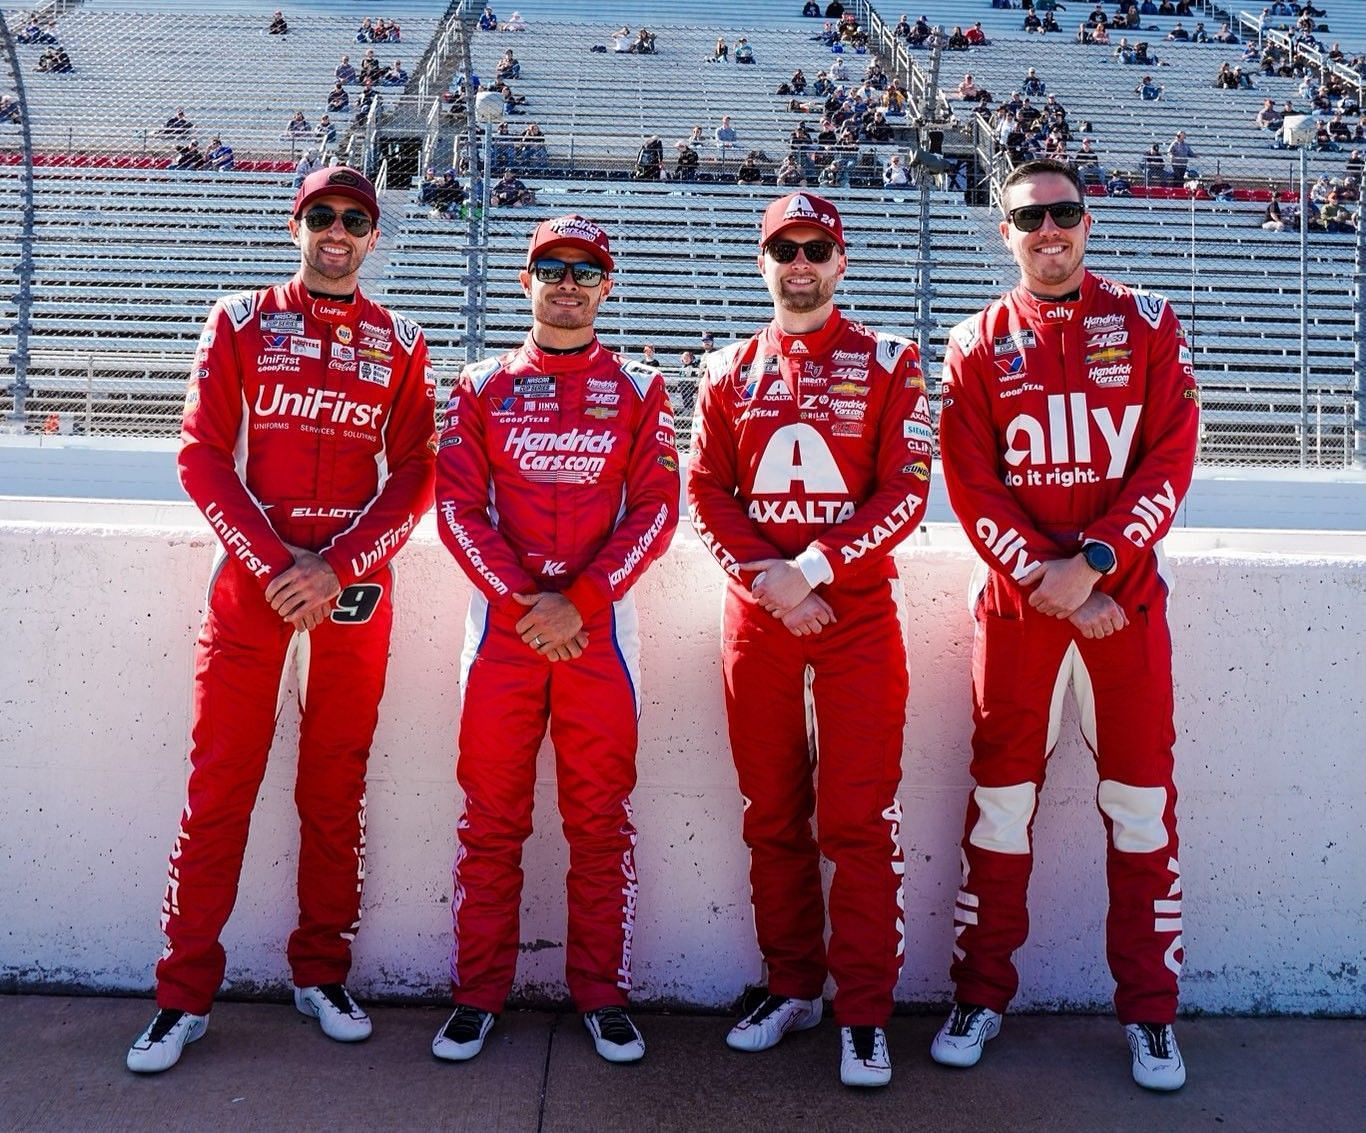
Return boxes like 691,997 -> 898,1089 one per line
1096,780 -> 1169,853
459,592 -> 489,694
1072,645 -> 1099,753
286,629 -> 306,715
1046,640 -> 1081,756
610,595 -> 642,718
968,783 -> 1038,854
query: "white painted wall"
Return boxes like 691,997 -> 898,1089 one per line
1,510 -> 1362,1015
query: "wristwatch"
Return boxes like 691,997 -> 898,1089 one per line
1081,541 -> 1116,575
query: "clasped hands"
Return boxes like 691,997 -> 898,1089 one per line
264,545 -> 341,632
738,558 -> 835,637
1021,554 -> 1129,639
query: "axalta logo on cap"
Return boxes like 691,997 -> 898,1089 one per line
783,194 -> 820,221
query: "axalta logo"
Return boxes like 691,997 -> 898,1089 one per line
254,385 -> 385,428
505,426 -> 616,482
780,193 -> 838,231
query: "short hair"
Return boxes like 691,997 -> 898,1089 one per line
1001,159 -> 1085,210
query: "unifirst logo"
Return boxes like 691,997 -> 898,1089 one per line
254,385 -> 384,428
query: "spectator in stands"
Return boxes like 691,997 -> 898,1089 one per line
479,6 -> 498,31
336,55 -> 357,84
953,73 -> 980,101
173,140 -> 205,170
360,50 -> 383,85
316,115 -> 336,148
736,151 -> 764,184
0,95 -> 21,125
1073,137 -> 1103,187
356,17 -> 373,41
285,111 -> 311,140
1321,191 -> 1355,232
269,9 -> 288,35
825,1 -> 844,16
501,11 -> 525,32
966,20 -> 989,46
1167,131 -> 1194,184
947,26 -> 969,51
16,18 -> 58,45
674,141 -> 700,181
736,38 -> 756,65
805,1 -> 822,16
829,56 -> 848,84
1346,150 -> 1364,182
292,149 -> 321,189
1092,24 -> 1110,45
1255,99 -> 1283,132
1023,10 -> 1042,33
1262,191 -> 1287,231
206,136 -> 234,171
716,115 -> 740,162
1106,169 -> 1133,196
699,330 -> 716,355
429,169 -> 465,218
711,35 -> 728,63
1166,22 -> 1189,43
1022,68 -> 1046,97
383,60 -> 408,86
492,169 -> 532,207
1133,42 -> 1160,67
1135,75 -> 1164,101
909,15 -> 931,46
776,154 -> 805,186
1190,22 -> 1209,43
163,108 -> 193,138
1213,23 -> 1238,44
382,17 -> 403,42
328,83 -> 350,113
634,135 -> 664,180
1141,143 -> 1164,186
357,80 -> 378,117
514,122 -> 548,172
883,153 -> 910,186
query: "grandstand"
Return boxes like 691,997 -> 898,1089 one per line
0,0 -> 1360,466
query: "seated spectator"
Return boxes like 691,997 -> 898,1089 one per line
479,6 -> 498,32
715,115 -> 739,159
1022,68 -> 1045,97
1319,192 -> 1356,231
1040,12 -> 1061,33
357,79 -> 377,117
804,1 -> 822,16
1112,37 -> 1135,64
16,19 -> 58,45
674,141 -> 700,181
635,28 -> 657,54
1073,137 -> 1103,186
909,15 -> 931,46
1190,22 -> 1209,43
0,94 -> 21,125
315,114 -> 336,148
829,55 -> 848,83
1166,22 -> 1189,43
1106,169 -> 1133,196
269,9 -> 288,35
965,21 -> 989,46
503,11 -> 526,32
736,151 -> 764,184
428,170 -> 466,217
789,69 -> 808,95
1208,177 -> 1234,202
515,122 -> 548,171
328,82 -> 350,112
284,110 -> 310,138
1346,150 -> 1364,182
947,26 -> 969,51
1313,122 -> 1340,152
206,135 -> 234,170
710,35 -> 728,63
825,1 -> 844,16
355,17 -> 373,41
1133,42 -> 1160,67
1135,75 -> 1164,101
611,25 -> 632,53
1141,142 -> 1165,185
1023,11 -> 1042,33
163,108 -> 193,137
1262,191 -> 1287,231
336,54 -> 357,84
383,60 -> 408,86
492,170 -> 532,206
383,18 -> 402,41
953,73 -> 980,101
1093,24 -> 1110,45
292,149 -> 321,189
776,153 -> 805,186
360,50 -> 383,85
496,50 -> 520,80
634,134 -> 664,179
735,38 -> 755,64
1255,99 -> 1283,131
37,46 -> 73,73
173,140 -> 205,170
1214,23 -> 1239,44
883,153 -> 910,186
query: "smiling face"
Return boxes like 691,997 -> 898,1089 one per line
288,192 -> 379,294
519,244 -> 613,349
999,172 -> 1092,296
757,223 -> 847,332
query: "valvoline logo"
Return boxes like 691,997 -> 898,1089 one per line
995,353 -> 1025,375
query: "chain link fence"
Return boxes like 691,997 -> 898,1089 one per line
2,3 -> 1362,468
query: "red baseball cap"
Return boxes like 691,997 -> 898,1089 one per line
526,213 -> 615,272
292,165 -> 380,224
759,191 -> 845,249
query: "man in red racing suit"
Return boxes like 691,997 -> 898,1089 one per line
432,214 -> 678,1066
930,160 -> 1199,1092
127,167 -> 435,1074
687,192 -> 931,1089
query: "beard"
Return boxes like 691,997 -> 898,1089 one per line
774,273 -> 838,313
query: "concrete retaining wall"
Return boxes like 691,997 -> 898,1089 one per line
2,511 -> 1362,1014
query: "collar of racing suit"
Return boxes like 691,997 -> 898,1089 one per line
284,273 -> 366,324
1011,269 -> 1098,323
519,331 -> 606,372
764,306 -> 844,357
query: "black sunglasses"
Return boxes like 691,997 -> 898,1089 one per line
302,204 -> 374,236
765,238 -> 837,264
532,258 -> 605,286
1006,201 -> 1086,233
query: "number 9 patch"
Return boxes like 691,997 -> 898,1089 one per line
331,583 -> 383,624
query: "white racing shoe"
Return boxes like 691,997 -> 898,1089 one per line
839,1025 -> 892,1088
1126,1022 -> 1186,1091
126,1008 -> 209,1073
433,1005 -> 496,1062
725,993 -> 823,1052
584,1006 -> 646,1063
294,984 -> 372,1042
930,1003 -> 1002,1068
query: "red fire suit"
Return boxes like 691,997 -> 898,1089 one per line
938,270 -> 1199,1024
687,310 -> 931,1025
435,335 -> 679,1014
156,276 -> 436,1014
